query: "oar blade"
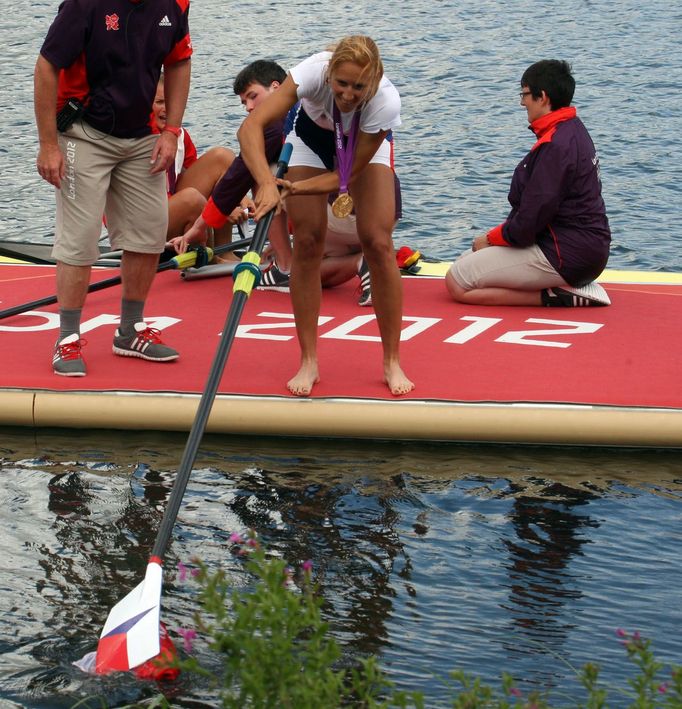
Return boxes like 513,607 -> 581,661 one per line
95,561 -> 163,673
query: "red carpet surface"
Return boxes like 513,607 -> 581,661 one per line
1,263 -> 680,410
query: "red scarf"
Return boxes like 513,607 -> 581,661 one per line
530,106 -> 576,150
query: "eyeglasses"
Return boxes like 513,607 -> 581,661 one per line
519,91 -> 533,99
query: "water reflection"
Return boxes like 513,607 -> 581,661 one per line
505,482 -> 597,632
500,482 -> 600,693
215,466 -> 409,658
1,429 -> 681,706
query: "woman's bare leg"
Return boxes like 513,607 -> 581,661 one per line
354,165 -> 414,395
284,167 -> 328,396
167,187 -> 206,240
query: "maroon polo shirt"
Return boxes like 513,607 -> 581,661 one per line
40,0 -> 192,138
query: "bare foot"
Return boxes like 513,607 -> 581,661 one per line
287,361 -> 320,397
384,361 -> 414,396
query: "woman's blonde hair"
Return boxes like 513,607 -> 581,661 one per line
326,36 -> 384,103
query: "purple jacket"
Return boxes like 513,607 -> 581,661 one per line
487,107 -> 611,287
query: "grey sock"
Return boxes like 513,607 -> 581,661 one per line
119,299 -> 145,335
59,308 -> 82,341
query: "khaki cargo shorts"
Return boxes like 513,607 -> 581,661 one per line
53,120 -> 168,265
449,243 -> 566,291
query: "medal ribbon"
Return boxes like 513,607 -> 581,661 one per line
333,104 -> 360,193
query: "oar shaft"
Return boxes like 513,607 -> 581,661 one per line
150,214 -> 280,560
0,273 -> 123,320
151,289 -> 249,558
0,244 -> 55,265
0,236 -> 253,321
214,235 -> 252,256
150,143 -> 292,560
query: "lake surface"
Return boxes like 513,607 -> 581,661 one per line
2,0 -> 682,270
1,0 -> 681,707
0,428 -> 681,708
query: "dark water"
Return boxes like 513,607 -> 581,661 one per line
0,428 -> 681,707
2,0 -> 682,706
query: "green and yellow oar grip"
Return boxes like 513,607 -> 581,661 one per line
232,252 -> 262,295
169,246 -> 216,270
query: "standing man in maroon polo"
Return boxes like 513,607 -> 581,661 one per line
34,0 -> 192,376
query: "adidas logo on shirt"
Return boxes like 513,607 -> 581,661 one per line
158,15 -> 172,26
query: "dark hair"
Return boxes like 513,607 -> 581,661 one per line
233,60 -> 287,95
520,60 -> 575,109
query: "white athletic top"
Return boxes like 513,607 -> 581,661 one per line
289,51 -> 401,135
167,127 -> 186,195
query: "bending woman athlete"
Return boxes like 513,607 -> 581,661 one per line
238,35 -> 413,397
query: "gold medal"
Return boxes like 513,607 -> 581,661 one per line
331,193 -> 353,218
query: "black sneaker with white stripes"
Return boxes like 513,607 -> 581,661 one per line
541,282 -> 611,307
112,322 -> 179,361
258,262 -> 290,292
357,257 -> 372,307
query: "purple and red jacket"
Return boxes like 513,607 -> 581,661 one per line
40,0 -> 192,139
487,107 -> 611,287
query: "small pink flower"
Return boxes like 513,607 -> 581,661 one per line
246,537 -> 258,548
658,683 -> 668,694
177,627 -> 197,653
302,559 -> 313,573
229,532 -> 243,544
616,628 -> 628,638
509,687 -> 522,697
283,566 -> 295,588
177,561 -> 187,582
190,567 -> 200,578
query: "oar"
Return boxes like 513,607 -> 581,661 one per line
0,242 -> 56,265
94,142 -> 293,674
0,237 -> 253,322
1,242 -> 128,267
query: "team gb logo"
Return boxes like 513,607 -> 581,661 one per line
105,14 -> 120,31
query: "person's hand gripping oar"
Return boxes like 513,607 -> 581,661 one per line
86,143 -> 292,677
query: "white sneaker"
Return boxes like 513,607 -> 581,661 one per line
543,282 -> 610,307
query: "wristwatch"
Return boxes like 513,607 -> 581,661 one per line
162,125 -> 182,137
